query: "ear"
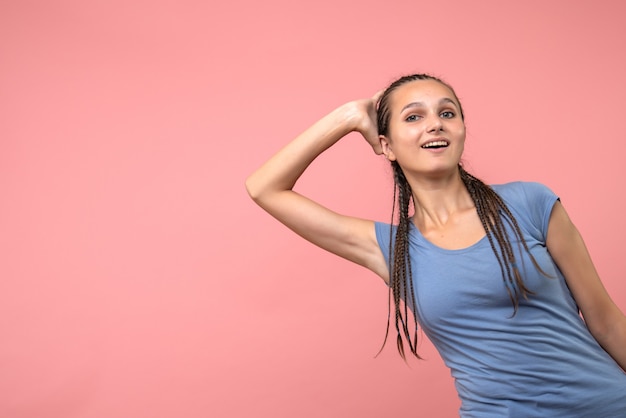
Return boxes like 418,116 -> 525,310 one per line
379,135 -> 396,161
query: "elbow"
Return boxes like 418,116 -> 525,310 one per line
245,173 -> 273,205
245,175 -> 262,203
245,170 -> 291,205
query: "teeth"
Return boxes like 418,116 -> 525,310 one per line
422,140 -> 448,148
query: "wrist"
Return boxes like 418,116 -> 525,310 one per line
332,101 -> 364,133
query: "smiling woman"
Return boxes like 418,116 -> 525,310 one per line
245,73 -> 626,417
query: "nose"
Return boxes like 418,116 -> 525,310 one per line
426,113 -> 443,133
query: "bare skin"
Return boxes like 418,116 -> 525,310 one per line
246,79 -> 626,371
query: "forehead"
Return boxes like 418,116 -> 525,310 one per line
390,79 -> 458,108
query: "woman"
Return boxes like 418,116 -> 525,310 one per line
245,74 -> 626,417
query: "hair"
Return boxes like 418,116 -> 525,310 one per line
376,74 -> 546,360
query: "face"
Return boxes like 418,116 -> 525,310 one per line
380,80 -> 466,178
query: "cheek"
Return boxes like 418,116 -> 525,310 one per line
454,124 -> 466,141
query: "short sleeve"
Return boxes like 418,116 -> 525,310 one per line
520,182 -> 559,242
492,182 -> 559,244
374,222 -> 393,267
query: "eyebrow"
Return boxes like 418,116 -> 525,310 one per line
400,98 -> 458,113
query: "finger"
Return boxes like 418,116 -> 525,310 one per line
371,89 -> 384,103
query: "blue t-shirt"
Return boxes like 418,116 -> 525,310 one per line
375,182 -> 626,417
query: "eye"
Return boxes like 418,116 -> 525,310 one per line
405,114 -> 421,122
440,110 -> 455,119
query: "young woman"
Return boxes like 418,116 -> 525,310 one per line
246,74 -> 626,417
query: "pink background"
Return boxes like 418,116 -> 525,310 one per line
1,1 -> 625,417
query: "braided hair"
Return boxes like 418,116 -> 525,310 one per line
376,74 -> 545,359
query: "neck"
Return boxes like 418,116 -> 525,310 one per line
407,168 -> 473,230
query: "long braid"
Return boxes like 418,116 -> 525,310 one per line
377,161 -> 420,360
462,169 -> 523,305
393,162 -> 419,359
459,167 -> 548,312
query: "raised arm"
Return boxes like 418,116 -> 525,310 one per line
546,201 -> 626,371
245,94 -> 389,282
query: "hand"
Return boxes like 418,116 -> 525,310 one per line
347,91 -> 384,155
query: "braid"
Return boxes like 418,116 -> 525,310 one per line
376,161 -> 420,360
459,167 -> 547,312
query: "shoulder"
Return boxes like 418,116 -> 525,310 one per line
491,181 -> 559,241
491,181 -> 558,213
491,181 -> 556,203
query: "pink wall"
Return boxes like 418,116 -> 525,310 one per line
1,1 -> 625,417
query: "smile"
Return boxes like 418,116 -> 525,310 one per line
421,140 -> 449,149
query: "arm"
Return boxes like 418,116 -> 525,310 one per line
546,201 -> 626,371
245,94 -> 389,282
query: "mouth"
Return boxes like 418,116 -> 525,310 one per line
421,139 -> 449,149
